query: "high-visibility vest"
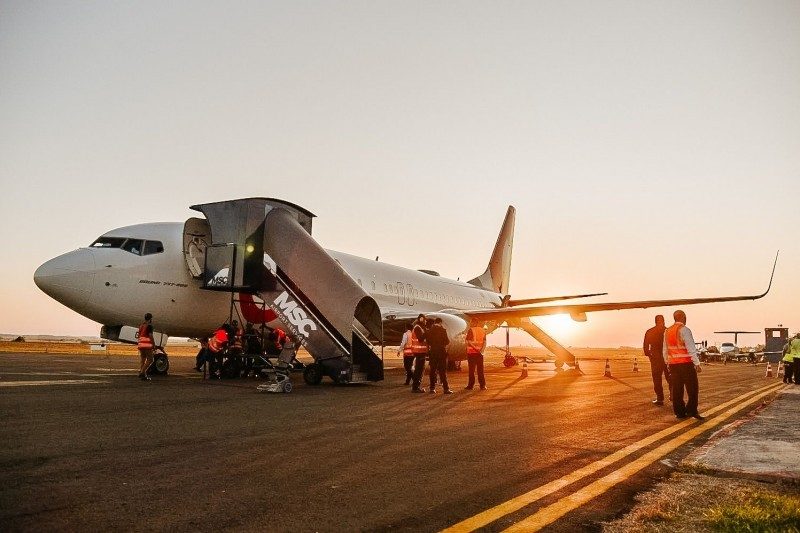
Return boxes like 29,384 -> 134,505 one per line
232,327 -> 243,350
785,338 -> 800,362
208,329 -> 228,353
410,326 -> 428,354
467,326 -> 485,355
665,323 -> 692,364
274,328 -> 287,350
403,332 -> 414,356
137,322 -> 154,349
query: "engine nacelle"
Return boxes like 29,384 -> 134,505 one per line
425,312 -> 470,361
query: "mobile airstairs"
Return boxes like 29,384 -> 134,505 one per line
191,198 -> 384,386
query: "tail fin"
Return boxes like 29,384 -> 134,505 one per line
467,206 -> 515,295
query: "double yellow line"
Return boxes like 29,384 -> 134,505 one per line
443,381 -> 785,533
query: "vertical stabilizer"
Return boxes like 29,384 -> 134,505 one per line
467,206 -> 515,295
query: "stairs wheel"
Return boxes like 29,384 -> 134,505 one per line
303,363 -> 323,386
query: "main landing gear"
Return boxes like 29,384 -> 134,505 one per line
148,348 -> 170,375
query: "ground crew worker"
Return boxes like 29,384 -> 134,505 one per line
643,315 -> 671,405
206,325 -> 229,379
266,327 -> 288,356
662,310 -> 703,419
230,320 -> 244,355
427,317 -> 452,394
194,336 -> 209,372
397,323 -> 415,385
137,313 -> 155,381
783,333 -> 800,384
465,319 -> 487,390
410,314 -> 428,393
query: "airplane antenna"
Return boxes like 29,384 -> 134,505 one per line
375,256 -> 379,261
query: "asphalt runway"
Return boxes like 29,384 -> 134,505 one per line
0,352 -> 781,532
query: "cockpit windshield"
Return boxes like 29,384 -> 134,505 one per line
91,237 -> 126,248
90,237 -> 164,256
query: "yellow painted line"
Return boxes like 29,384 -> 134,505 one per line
0,379 -> 110,387
503,383 -> 785,532
442,381 -> 784,533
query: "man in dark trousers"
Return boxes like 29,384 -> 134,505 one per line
465,319 -> 487,390
410,314 -> 429,393
427,317 -> 453,394
643,314 -> 671,405
663,310 -> 703,420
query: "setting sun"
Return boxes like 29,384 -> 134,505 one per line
535,315 -> 579,341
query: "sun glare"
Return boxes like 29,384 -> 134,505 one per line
537,314 -> 578,340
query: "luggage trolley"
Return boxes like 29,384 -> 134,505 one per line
256,343 -> 299,393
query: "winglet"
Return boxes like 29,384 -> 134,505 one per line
759,250 -> 779,298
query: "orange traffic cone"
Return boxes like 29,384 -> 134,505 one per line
633,357 -> 639,372
765,362 -> 773,378
777,361 -> 784,378
604,358 -> 612,378
521,361 -> 528,378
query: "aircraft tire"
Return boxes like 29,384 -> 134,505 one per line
283,381 -> 293,393
150,353 -> 169,375
303,363 -> 323,386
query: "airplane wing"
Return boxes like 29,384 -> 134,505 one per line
463,252 -> 778,323
507,292 -> 607,306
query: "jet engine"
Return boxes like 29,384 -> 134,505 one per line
424,312 -> 470,360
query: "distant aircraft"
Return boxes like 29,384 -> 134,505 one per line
714,330 -> 761,360
33,197 -> 777,384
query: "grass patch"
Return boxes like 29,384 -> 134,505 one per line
707,492 -> 800,532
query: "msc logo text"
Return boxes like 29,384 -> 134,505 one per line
273,291 -> 318,337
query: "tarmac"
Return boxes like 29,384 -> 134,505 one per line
686,383 -> 800,483
0,351 -> 796,532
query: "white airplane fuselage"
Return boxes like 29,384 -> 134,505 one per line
35,222 -> 502,343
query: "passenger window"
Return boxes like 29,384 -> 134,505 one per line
90,237 -> 125,248
143,240 -> 164,255
122,239 -> 144,255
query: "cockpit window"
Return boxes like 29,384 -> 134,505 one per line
143,240 -> 164,255
91,237 -> 126,248
122,239 -> 144,255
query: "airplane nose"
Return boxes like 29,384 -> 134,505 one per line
34,249 -> 96,308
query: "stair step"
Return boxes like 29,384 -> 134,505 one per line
348,372 -> 370,383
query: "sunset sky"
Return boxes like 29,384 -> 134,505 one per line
1,1 -> 798,348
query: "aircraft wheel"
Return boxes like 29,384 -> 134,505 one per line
150,352 -> 169,375
303,363 -> 323,386
502,355 -> 517,368
447,360 -> 462,371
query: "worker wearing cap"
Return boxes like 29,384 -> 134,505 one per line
662,310 -> 703,419
137,313 -> 155,381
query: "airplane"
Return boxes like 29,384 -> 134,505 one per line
714,330 -> 761,361
33,197 -> 777,384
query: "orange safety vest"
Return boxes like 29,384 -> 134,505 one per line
137,322 -> 154,349
232,327 -> 243,350
664,323 -> 692,364
208,329 -> 228,353
410,326 -> 428,354
273,328 -> 287,351
402,331 -> 414,356
466,326 -> 485,355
